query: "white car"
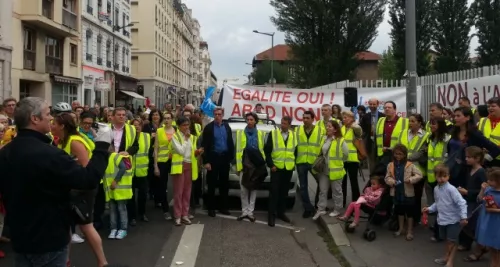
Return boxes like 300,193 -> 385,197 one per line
201,115 -> 298,209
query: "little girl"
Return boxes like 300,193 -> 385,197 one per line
338,176 -> 384,229
385,144 -> 423,241
475,167 -> 500,267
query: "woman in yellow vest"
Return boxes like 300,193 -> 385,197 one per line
51,113 -> 108,267
128,118 -> 151,224
170,116 -> 203,226
340,111 -> 366,208
313,120 -> 348,221
154,112 -> 176,220
399,113 -> 428,222
235,112 -> 266,222
478,97 -> 500,167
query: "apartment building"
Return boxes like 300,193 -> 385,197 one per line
190,18 -> 202,106
0,0 -> 13,101
199,41 -> 212,92
81,0 -> 139,107
210,70 -> 217,87
131,0 -> 196,108
12,0 -> 82,104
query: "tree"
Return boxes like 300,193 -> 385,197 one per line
378,47 -> 399,80
432,0 -> 471,73
251,60 -> 289,85
470,0 -> 500,67
270,0 -> 386,88
389,0 -> 436,79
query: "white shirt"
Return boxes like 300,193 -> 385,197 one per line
408,128 -> 425,143
171,134 -> 193,163
112,124 -> 125,152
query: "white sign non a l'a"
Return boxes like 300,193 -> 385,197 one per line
95,79 -> 111,91
221,84 -> 421,124
436,75 -> 500,107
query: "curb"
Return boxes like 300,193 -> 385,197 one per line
318,215 -> 368,267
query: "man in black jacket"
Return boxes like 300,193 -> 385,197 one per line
201,107 -> 234,217
359,98 -> 385,172
0,97 -> 112,266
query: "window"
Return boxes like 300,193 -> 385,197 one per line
85,30 -> 92,54
23,28 -> 36,70
52,84 -> 78,104
97,35 -> 102,58
114,8 -> 119,27
42,0 -> 53,19
64,0 -> 77,12
122,13 -> 126,27
45,36 -> 63,74
19,81 -> 31,100
106,40 -> 111,63
70,44 -> 77,64
121,47 -> 125,65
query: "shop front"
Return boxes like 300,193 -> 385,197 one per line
114,73 -> 144,108
82,65 -> 111,106
50,75 -> 82,105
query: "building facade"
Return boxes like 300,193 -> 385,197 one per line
131,0 -> 199,109
82,0 -> 140,108
199,41 -> 212,94
210,70 -> 217,87
12,0 -> 82,104
0,0 -> 13,101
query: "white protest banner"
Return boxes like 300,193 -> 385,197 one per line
221,84 -> 421,124
436,75 -> 500,107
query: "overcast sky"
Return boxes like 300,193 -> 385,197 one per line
184,0 -> 478,85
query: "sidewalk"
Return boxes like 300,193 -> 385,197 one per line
314,169 -> 491,267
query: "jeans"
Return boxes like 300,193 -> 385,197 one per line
296,163 -> 315,212
172,162 -> 193,218
15,246 -> 68,267
109,200 -> 128,230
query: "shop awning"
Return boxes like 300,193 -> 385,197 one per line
120,90 -> 146,99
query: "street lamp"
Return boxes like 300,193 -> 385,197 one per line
253,30 -> 275,87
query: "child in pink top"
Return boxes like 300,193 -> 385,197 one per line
339,176 -> 384,229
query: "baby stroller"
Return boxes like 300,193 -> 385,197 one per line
344,170 -> 399,241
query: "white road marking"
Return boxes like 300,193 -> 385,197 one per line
169,224 -> 204,267
195,210 -> 305,231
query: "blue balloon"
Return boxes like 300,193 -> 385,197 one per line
200,86 -> 217,118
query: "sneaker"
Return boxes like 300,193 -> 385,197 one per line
164,212 -> 172,220
71,233 -> 85,244
175,218 -> 182,226
312,211 -> 326,220
115,230 -> 127,240
329,210 -> 340,217
181,216 -> 192,225
188,214 -> 195,220
108,229 -> 117,239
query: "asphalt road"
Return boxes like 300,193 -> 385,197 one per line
0,176 -> 339,267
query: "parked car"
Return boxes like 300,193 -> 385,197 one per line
201,115 -> 298,209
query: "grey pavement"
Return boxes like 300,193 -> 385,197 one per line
317,168 -> 492,267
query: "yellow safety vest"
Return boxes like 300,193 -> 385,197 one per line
316,136 -> 346,180
76,127 -> 96,149
425,120 -> 453,132
478,117 -> 500,159
341,126 -> 359,163
317,118 -> 341,134
103,153 -> 133,201
399,130 -> 429,173
194,123 -> 202,136
57,134 -> 93,159
375,117 -> 409,156
471,107 -> 476,115
296,125 -> 323,164
134,132 -> 150,177
270,129 -> 297,170
156,127 -> 173,162
170,132 -> 199,180
235,129 -> 265,172
427,135 -> 450,183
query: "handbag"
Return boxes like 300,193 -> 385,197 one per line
312,153 -> 326,173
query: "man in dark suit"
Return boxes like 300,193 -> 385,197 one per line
359,98 -> 385,173
201,107 -> 235,217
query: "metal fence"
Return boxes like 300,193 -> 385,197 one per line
314,64 -> 500,118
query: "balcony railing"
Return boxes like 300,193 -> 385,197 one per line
122,65 -> 126,72
114,63 -> 119,70
46,56 -> 62,74
97,57 -> 103,65
86,53 -> 92,61
122,30 -> 130,37
42,0 -> 53,19
62,9 -> 77,30
24,50 -> 36,70
86,5 -> 93,14
106,60 -> 111,67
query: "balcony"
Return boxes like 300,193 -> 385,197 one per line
106,60 -> 112,68
86,53 -> 93,61
19,0 -> 79,37
24,50 -> 36,70
97,57 -> 103,65
122,30 -> 130,37
126,67 -> 129,72
122,65 -> 126,72
46,56 -> 62,74
114,63 -> 119,70
86,5 -> 93,15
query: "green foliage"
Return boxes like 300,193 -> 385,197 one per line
470,0 -> 500,67
389,0 -> 435,78
251,60 -> 289,85
378,47 -> 399,80
270,0 -> 386,88
432,0 -> 471,73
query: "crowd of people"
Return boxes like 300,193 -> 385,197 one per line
0,95 -> 498,267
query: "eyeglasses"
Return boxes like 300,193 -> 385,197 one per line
214,113 -> 223,116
